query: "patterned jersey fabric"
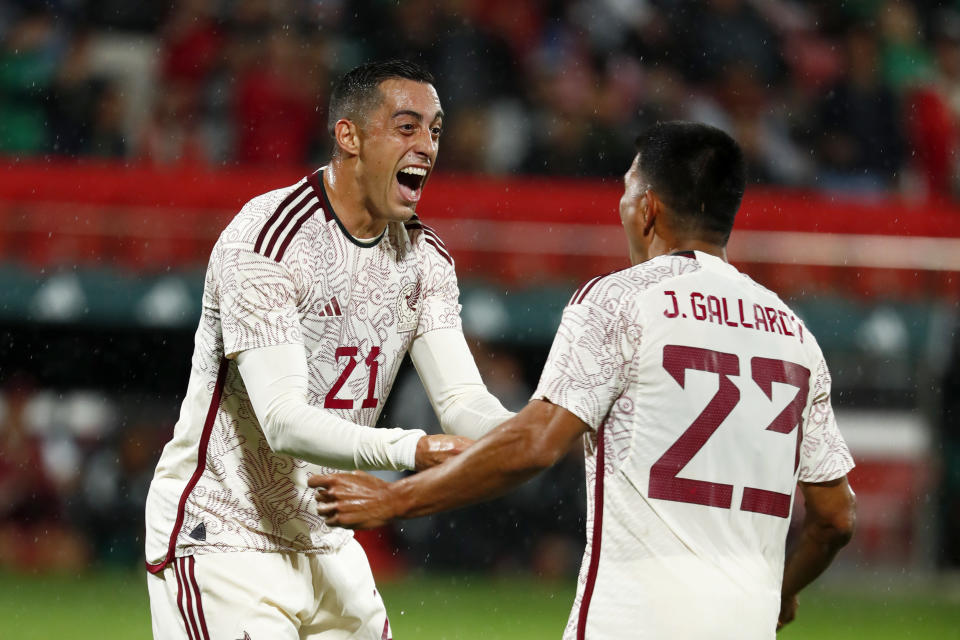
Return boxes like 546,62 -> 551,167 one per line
145,169 -> 459,570
534,251 -> 854,640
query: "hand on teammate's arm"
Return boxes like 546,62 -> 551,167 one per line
309,399 -> 588,528
414,433 -> 473,470
777,476 -> 856,631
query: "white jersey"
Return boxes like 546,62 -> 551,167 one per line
534,251 -> 854,640
145,169 -> 460,572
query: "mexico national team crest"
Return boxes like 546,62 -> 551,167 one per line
397,279 -> 421,332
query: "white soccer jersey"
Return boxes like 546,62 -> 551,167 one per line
534,251 -> 854,640
145,169 -> 460,572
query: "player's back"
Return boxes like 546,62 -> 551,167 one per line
559,251 -> 847,639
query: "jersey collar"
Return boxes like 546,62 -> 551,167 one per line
308,168 -> 386,248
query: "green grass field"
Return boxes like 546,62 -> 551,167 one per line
2,570 -> 958,639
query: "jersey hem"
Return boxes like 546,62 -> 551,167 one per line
144,541 -> 351,571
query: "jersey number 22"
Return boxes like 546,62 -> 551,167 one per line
649,344 -> 809,518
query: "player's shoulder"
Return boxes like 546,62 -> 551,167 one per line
735,268 -> 825,355
401,215 -> 455,268
218,172 -> 328,262
568,253 -> 701,308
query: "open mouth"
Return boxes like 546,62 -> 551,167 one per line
396,166 -> 427,203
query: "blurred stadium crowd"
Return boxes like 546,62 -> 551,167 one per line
2,0 -> 960,196
2,0 -> 960,576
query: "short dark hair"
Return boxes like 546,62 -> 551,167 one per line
635,121 -> 746,244
327,60 -> 435,138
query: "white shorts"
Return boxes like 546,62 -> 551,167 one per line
147,539 -> 391,640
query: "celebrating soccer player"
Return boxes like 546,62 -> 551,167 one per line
312,121 -> 857,639
144,61 -> 514,639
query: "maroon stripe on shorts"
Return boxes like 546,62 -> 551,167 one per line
576,424 -> 606,640
181,558 -> 202,640
174,559 -> 195,640
188,556 -> 211,640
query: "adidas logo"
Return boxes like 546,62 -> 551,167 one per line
189,522 -> 206,541
318,296 -> 343,317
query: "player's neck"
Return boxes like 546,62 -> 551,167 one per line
323,161 -> 388,239
649,237 -> 727,262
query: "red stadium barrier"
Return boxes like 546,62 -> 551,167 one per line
2,161 -> 959,298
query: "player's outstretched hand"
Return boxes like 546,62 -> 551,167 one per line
310,471 -> 395,529
776,594 -> 798,632
414,434 -> 473,471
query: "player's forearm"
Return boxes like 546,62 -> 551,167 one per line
388,401 -> 576,519
264,398 -> 424,471
782,481 -> 856,598
237,344 -> 425,471
781,526 -> 848,598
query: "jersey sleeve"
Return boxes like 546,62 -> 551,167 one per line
532,279 -> 638,430
798,355 -> 855,482
415,233 -> 462,337
217,245 -> 304,358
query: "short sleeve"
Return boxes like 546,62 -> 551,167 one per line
415,244 -> 462,337
533,283 -> 637,430
798,357 -> 855,482
217,247 -> 304,358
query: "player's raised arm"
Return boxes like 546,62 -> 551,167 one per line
404,215 -> 514,440
778,477 -> 856,630
309,399 -> 587,527
409,327 -> 515,440
237,343 -> 471,471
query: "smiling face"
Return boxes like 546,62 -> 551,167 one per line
354,78 -> 443,223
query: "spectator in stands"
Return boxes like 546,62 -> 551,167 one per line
47,27 -> 103,156
521,39 -> 632,177
86,82 -> 128,158
78,422 -> 164,564
902,13 -> 960,198
680,0 -> 785,85
878,0 -> 935,91
0,8 -> 60,154
814,25 -> 905,192
232,28 -> 317,165
159,0 -> 223,92
138,82 -> 207,166
0,378 -> 89,571
1,0 -> 959,201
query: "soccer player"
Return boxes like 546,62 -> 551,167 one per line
312,122 -> 857,639
144,60 -> 513,639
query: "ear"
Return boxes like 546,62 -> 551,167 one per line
334,119 -> 361,157
641,190 -> 659,237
